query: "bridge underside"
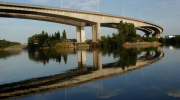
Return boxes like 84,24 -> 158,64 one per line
0,12 -> 102,42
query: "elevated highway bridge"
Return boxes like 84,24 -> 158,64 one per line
0,2 -> 163,42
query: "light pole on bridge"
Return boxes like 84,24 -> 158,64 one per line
98,0 -> 100,13
120,2 -> 137,16
61,0 -> 62,8
139,10 -> 141,20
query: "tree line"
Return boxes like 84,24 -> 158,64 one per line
96,21 -> 159,48
100,20 -> 137,47
0,39 -> 21,49
28,30 -> 67,48
158,36 -> 180,44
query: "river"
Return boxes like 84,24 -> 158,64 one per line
0,45 -> 179,100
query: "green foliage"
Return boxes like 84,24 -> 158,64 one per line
57,31 -> 61,38
117,21 -> 137,43
101,20 -> 137,47
48,40 -> 59,47
0,39 -> 21,49
28,30 -> 66,48
172,36 -> 180,43
28,30 -> 48,47
158,36 -> 180,44
62,30 -> 67,39
142,37 -> 158,42
158,37 -> 166,43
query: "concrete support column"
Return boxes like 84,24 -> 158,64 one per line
145,33 -> 150,37
156,33 -> 160,38
76,26 -> 85,42
78,51 -> 86,68
96,23 -> 101,41
152,33 -> 160,38
76,27 -> 81,42
92,24 -> 96,42
92,23 -> 101,42
93,51 -> 102,70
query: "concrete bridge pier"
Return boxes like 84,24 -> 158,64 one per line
77,51 -> 86,68
152,33 -> 161,38
93,51 -> 102,70
76,26 -> 85,42
92,23 -> 101,42
144,33 -> 151,37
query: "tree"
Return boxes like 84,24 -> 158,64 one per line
57,31 -> 61,38
55,32 -> 57,38
116,21 -> 126,45
52,34 -> 55,38
118,21 -> 124,35
42,30 -> 45,35
28,31 -> 48,47
0,40 -> 21,49
62,30 -> 67,39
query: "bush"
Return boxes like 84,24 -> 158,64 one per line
0,39 -> 21,49
142,37 -> 157,42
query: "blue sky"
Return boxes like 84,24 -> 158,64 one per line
0,0 -> 180,43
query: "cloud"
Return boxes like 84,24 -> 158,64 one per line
65,0 -> 99,11
0,26 -> 38,31
167,90 -> 180,97
97,89 -> 119,98
0,19 -> 8,24
31,0 -> 50,3
155,0 -> 180,12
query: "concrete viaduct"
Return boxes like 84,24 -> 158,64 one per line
0,2 -> 163,42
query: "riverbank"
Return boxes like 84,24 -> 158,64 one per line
1,45 -> 28,50
0,42 -> 162,50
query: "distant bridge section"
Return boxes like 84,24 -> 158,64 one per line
0,2 -> 163,42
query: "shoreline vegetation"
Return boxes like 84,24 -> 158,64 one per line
0,42 -> 162,50
0,39 -> 21,50
1,21 -> 179,50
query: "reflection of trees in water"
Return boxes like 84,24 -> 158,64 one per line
28,46 -> 160,68
0,50 -> 21,59
28,49 -> 71,65
118,48 -> 137,68
102,46 -> 159,69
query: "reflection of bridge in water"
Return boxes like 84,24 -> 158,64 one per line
0,47 -> 164,99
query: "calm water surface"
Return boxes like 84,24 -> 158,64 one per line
0,46 -> 179,100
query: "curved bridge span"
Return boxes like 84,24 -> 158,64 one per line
0,2 -> 163,42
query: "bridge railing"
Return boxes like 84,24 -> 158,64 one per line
0,2 -> 160,27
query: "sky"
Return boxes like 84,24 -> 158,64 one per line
0,0 -> 180,43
